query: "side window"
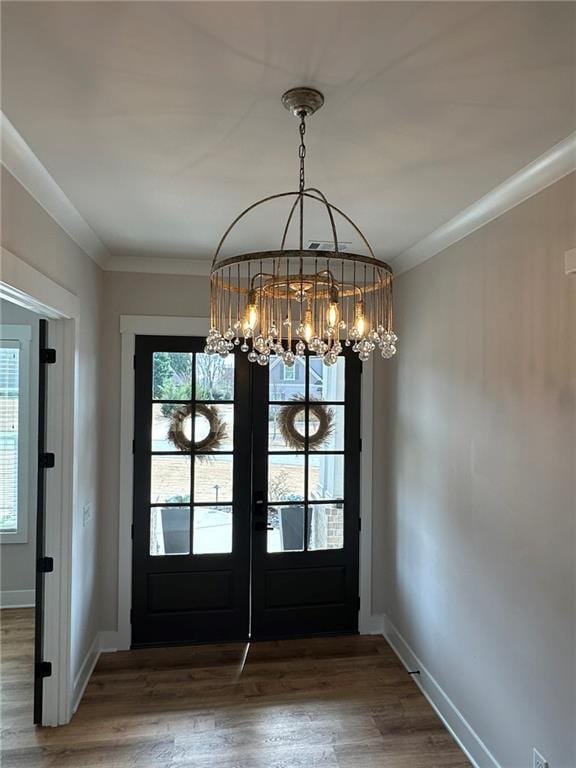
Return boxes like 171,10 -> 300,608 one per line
0,326 -> 32,543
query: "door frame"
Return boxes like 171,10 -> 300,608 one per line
0,247 -> 78,725
114,314 -> 377,651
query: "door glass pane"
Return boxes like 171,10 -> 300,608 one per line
193,505 -> 232,554
268,455 -> 305,502
196,354 -> 234,400
150,506 -> 190,555
150,456 -> 191,503
195,404 -> 234,451
308,454 -> 344,500
269,356 -> 306,401
309,356 -> 345,401
268,404 -> 305,452
267,505 -> 305,552
308,404 -> 344,451
194,455 -> 233,503
308,503 -> 344,551
153,352 -> 192,400
152,403 -> 190,452
152,404 -> 234,453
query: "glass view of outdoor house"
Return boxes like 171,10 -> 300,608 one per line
148,350 -> 346,557
267,355 -> 345,553
149,351 -> 235,556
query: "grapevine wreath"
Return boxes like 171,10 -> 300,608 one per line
167,403 -> 227,456
277,396 -> 334,450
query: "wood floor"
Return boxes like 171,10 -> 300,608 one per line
1,608 -> 470,767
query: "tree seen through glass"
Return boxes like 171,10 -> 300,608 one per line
152,352 -> 234,405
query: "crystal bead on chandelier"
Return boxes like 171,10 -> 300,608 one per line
206,87 -> 398,367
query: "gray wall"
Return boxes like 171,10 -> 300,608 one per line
99,271 -> 209,630
374,173 -> 576,766
0,300 -> 39,596
1,167 -> 104,686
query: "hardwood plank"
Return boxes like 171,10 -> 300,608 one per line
0,608 -> 470,766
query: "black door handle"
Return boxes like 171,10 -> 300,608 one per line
253,490 -> 265,517
254,521 -> 274,532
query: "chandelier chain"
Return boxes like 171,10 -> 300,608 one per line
298,111 -> 306,193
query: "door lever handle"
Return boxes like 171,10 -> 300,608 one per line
254,522 -> 274,532
253,491 -> 265,517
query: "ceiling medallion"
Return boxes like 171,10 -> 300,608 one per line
206,87 -> 398,367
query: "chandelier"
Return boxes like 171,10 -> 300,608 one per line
206,87 -> 397,367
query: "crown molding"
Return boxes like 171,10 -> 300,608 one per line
392,131 -> 576,275
105,254 -> 211,276
1,111 -> 111,268
3,109 -> 574,278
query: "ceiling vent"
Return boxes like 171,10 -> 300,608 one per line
306,240 -> 351,252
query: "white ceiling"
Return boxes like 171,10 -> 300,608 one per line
2,2 -> 575,266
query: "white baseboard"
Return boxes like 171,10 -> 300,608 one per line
71,630 -> 122,714
382,615 -> 501,768
0,589 -> 35,608
71,633 -> 101,714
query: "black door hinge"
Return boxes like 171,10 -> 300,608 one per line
37,556 -> 54,574
133,354 -> 137,369
36,661 -> 52,679
132,439 -> 135,454
359,438 -> 363,452
39,453 -> 55,469
40,348 -> 56,365
356,596 -> 361,611
130,608 -> 134,624
358,517 -> 362,532
131,523 -> 134,540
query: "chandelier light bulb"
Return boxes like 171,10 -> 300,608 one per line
303,309 -> 314,344
244,290 -> 259,332
327,289 -> 339,329
355,301 -> 367,337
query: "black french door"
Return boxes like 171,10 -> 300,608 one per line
132,337 -> 251,646
131,336 -> 360,647
251,352 -> 361,639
